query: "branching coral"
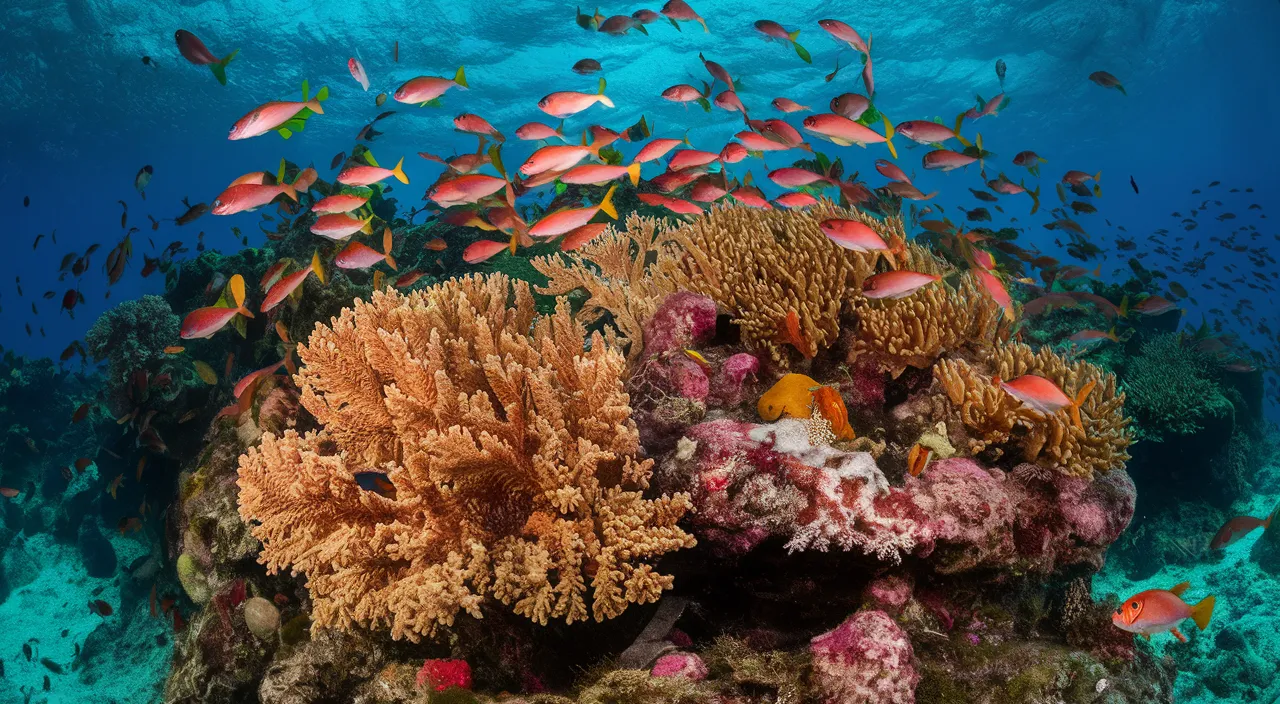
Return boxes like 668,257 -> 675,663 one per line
933,342 -> 1132,478
85,294 -> 181,386
1122,333 -> 1232,442
532,214 -> 684,362
237,273 -> 695,641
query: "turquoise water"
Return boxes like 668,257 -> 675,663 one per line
2,1 -> 1279,701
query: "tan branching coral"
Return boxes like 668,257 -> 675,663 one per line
532,214 -> 684,361
852,264 -> 1013,377
237,273 -> 695,641
933,342 -> 1132,478
659,203 -> 884,362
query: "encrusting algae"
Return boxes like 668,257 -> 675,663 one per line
236,273 -> 695,641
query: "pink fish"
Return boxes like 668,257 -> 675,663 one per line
335,227 -> 397,270
311,193 -> 369,215
1132,295 -> 1177,316
698,52 -> 735,90
229,99 -> 324,140
862,271 -> 940,299
884,182 -> 937,201
561,163 -> 641,187
768,167 -> 832,188
427,174 -> 510,207
772,97 -> 810,113
965,93 -> 1005,120
713,90 -> 749,122
529,185 -> 618,237
463,239 -> 510,264
638,192 -> 703,215
802,114 -> 897,157
719,143 -> 749,163
668,149 -> 722,171
1113,583 -> 1214,643
394,68 -> 468,105
663,1 -> 709,33
337,157 -> 409,186
348,57 -> 369,91
895,120 -> 969,146
180,275 -> 253,338
211,182 -> 297,216
830,93 -> 870,121
454,113 -> 504,142
820,219 -> 893,252
174,30 -> 238,85
874,159 -> 911,184
996,375 -> 1095,428
735,131 -> 799,152
975,270 -> 1014,318
538,78 -> 614,118
662,83 -> 711,106
634,137 -> 689,163
1210,504 -> 1277,550
311,213 -> 373,240
923,149 -> 978,172
515,121 -> 566,142
773,192 -> 819,208
817,19 -> 869,55
560,223 -> 609,251
520,144 -> 597,176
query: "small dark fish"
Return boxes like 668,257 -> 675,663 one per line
375,92 -> 387,106
40,657 -> 62,674
966,207 -> 992,222
141,55 -> 156,67
23,643 -> 32,660
995,58 -> 1006,87
572,58 -> 601,75
969,188 -> 998,202
43,675 -> 50,692
88,599 -> 113,617
175,199 -> 208,225
23,195 -> 30,207
1208,180 -> 1220,187
330,152 -> 345,169
353,470 -> 396,498
1130,175 -> 1138,194
32,233 -> 43,250
393,40 -> 398,62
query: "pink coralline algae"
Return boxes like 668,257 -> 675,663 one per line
710,352 -> 760,406
810,610 -> 919,704
862,574 -> 914,616
416,658 -> 473,692
651,652 -> 709,680
642,291 -> 718,357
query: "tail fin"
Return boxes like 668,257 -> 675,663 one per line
360,216 -> 374,235
310,250 -> 326,285
454,66 -> 468,88
1119,295 -> 1129,318
304,99 -> 324,115
956,132 -> 973,148
556,119 -> 567,141
788,29 -> 801,41
280,183 -> 298,203
210,49 -> 239,86
1069,380 -> 1096,429
1265,500 -> 1280,530
1190,595 -> 1215,631
391,157 -> 409,184
954,112 -> 966,139
382,227 -> 398,271
626,162 -> 641,186
1029,186 -> 1041,215
882,116 -> 897,160
598,184 -> 618,219
230,274 -> 254,319
597,78 -> 615,108
793,40 -> 811,64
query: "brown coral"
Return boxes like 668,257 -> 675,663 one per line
933,342 -> 1132,478
237,273 -> 695,641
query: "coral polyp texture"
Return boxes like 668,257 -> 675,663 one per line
236,273 -> 695,641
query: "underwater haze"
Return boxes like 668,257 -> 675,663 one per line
1,0 -> 1280,702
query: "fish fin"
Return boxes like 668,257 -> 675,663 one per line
310,250 -> 326,285
1171,628 -> 1187,643
788,29 -> 801,41
955,132 -> 972,148
1140,633 -> 1151,641
1119,295 -> 1129,318
454,66 -> 468,88
1266,501 -> 1280,531
361,216 -> 374,235
277,127 -> 293,140
1116,84 -> 1126,96
392,157 -> 409,184
1030,186 -> 1041,215
635,24 -> 648,35
280,183 -> 298,203
698,17 -> 709,33
382,227 -> 396,271
210,49 -> 239,86
794,41 -> 811,64
626,162 -> 641,187
599,184 -> 618,219
668,16 -> 681,31
365,151 -> 380,167
1168,581 -> 1191,597
305,98 -> 324,115
882,116 -> 898,159
696,97 -> 711,112
1190,595 -> 1215,631
954,112 -> 966,136
556,119 -> 566,140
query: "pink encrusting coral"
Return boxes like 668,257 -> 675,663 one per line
416,658 -> 473,692
642,291 -> 718,357
650,652 -> 709,680
810,610 -> 919,704
710,352 -> 760,406
862,574 -> 914,616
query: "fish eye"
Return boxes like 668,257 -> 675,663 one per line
1130,601 -> 1139,609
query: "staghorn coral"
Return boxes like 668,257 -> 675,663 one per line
933,341 -> 1131,478
532,214 -> 684,361
237,273 -> 694,642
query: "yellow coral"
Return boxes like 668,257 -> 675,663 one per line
758,373 -> 818,421
236,273 -> 695,641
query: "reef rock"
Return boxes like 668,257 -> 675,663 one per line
810,610 -> 919,704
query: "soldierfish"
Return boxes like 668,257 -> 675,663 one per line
1112,583 -> 1214,643
180,274 -> 253,339
1209,503 -> 1278,550
538,78 -> 614,117
394,68 -> 468,105
261,252 -> 326,312
335,227 -> 397,270
529,185 -> 618,237
175,30 -> 238,85
995,374 -> 1095,429
861,271 -> 940,299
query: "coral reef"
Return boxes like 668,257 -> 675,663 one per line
84,295 -> 181,389
237,273 -> 695,641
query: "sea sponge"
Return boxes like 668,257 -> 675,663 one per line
244,596 -> 281,639
758,373 -> 818,421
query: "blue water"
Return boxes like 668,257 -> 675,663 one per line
2,0 -> 1279,701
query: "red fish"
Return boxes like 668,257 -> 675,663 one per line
262,252 -> 326,313
820,219 -> 895,253
515,121 -> 567,142
211,181 -> 298,216
174,30 -> 238,85
454,113 -> 505,142
1112,583 -> 1214,642
771,97 -> 810,113
862,271 -> 941,299
1132,296 -> 1177,316
754,20 -> 810,63
802,114 -> 897,158
311,213 -> 373,239
427,174 -> 510,207
874,159 -> 911,184
539,78 -> 614,118
668,149 -> 721,171
662,0 -> 708,33
394,68 -> 468,105
463,239 -> 509,264
638,192 -> 703,215
774,192 -> 819,209
520,142 -> 601,176
561,163 -> 641,187
529,185 -> 618,237
923,149 -> 978,172
1209,503 -> 1277,550
89,599 -> 114,617
312,193 -> 369,214
894,120 -> 970,147
996,375 -> 1096,429
560,222 -> 609,251
229,99 -> 323,140
662,83 -> 712,108
975,270 -> 1014,319
335,227 -> 398,270
180,274 -> 253,339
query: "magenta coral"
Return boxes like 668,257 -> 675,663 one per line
651,652 -> 709,680
642,291 -> 718,357
810,610 -> 919,703
416,658 -> 473,692
710,352 -> 760,406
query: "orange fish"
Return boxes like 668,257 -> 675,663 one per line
180,274 -> 253,339
262,252 -> 326,313
0,487 -> 19,499
1209,502 -> 1278,550
136,456 -> 147,482
164,346 -> 185,354
425,237 -> 448,251
538,78 -> 614,118
1112,583 -> 1214,643
811,386 -> 854,440
996,375 -> 1096,429
528,185 -> 618,238
780,309 -> 812,358
335,227 -> 397,270
462,239 -> 510,264
907,443 -> 933,477
337,157 -> 409,187
107,474 -> 124,499
233,360 -> 285,399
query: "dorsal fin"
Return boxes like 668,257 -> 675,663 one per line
1168,581 -> 1191,597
